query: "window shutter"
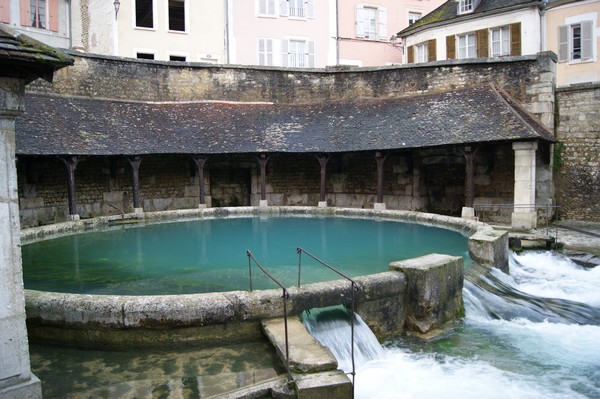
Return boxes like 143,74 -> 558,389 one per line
510,22 -> 521,56
407,45 -> 414,64
581,20 -> 593,60
307,40 -> 315,67
280,0 -> 288,16
446,35 -> 455,59
378,8 -> 387,40
281,39 -> 289,67
306,0 -> 314,18
49,0 -> 59,32
355,5 -> 365,38
558,25 -> 568,61
0,0 -> 9,23
476,29 -> 488,57
427,39 -> 437,62
258,38 -> 265,65
259,0 -> 265,14
19,0 -> 29,26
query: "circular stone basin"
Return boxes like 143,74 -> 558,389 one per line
22,207 -> 483,347
22,209 -> 470,295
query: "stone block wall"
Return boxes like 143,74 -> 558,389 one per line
28,52 -> 556,130
555,83 -> 600,222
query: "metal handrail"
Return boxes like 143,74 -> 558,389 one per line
246,250 -> 292,383
296,247 -> 358,397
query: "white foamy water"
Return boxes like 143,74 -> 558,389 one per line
508,251 -> 600,307
320,251 -> 600,399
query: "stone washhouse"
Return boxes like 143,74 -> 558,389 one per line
15,51 -> 557,231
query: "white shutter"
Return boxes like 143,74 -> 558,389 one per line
258,38 -> 265,65
558,25 -> 568,62
280,0 -> 288,16
306,0 -> 314,18
281,39 -> 289,67
259,0 -> 266,15
355,5 -> 365,38
581,20 -> 593,61
267,39 -> 273,65
307,40 -> 315,67
378,8 -> 387,40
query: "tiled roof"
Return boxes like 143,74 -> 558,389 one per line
0,24 -> 74,82
399,0 -> 541,36
15,84 -> 554,156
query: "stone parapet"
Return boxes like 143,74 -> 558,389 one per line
389,254 -> 464,337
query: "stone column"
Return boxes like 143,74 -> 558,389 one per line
192,156 -> 208,208
257,154 -> 270,207
0,78 -> 42,399
512,141 -> 538,230
374,152 -> 388,210
461,146 -> 478,220
59,155 -> 80,220
315,154 -> 330,207
127,156 -> 143,213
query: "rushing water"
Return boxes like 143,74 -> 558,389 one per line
21,216 -> 468,295
308,252 -> 600,399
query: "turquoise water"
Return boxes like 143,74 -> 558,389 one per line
22,216 -> 468,295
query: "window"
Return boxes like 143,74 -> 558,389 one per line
258,38 -> 274,66
136,0 -> 153,28
416,43 -> 428,63
559,20 -> 593,62
288,40 -> 305,67
169,55 -> 186,62
408,12 -> 421,26
355,5 -> 387,40
458,0 -> 474,14
168,0 -> 185,32
288,0 -> 304,17
279,0 -> 314,18
0,0 -> 10,23
20,0 -> 58,31
258,0 -> 275,16
282,39 -> 315,68
491,26 -> 510,56
29,0 -> 45,28
137,52 -> 155,60
458,33 -> 476,59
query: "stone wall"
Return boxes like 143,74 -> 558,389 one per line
29,52 -> 556,128
555,83 -> 600,222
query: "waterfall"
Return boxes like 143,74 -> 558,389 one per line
302,306 -> 383,373
465,252 -> 600,325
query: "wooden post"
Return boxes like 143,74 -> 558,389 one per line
127,155 -> 143,211
316,154 -> 331,206
58,155 -> 79,219
192,156 -> 208,207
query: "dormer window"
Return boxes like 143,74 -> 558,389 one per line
458,0 -> 478,14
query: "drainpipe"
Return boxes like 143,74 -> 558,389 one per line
540,0 -> 548,51
67,0 -> 72,49
335,0 -> 339,65
224,0 -> 230,64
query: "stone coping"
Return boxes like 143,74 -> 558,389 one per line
21,206 -> 490,244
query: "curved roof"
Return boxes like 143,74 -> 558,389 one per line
16,84 -> 554,156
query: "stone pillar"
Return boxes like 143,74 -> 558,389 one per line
461,146 -> 478,220
0,78 -> 42,399
192,156 -> 208,208
512,141 -> 538,230
316,154 -> 330,207
374,151 -> 388,210
257,154 -> 270,207
127,156 -> 143,213
59,155 -> 80,220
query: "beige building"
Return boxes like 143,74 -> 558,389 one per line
71,0 -> 227,63
545,0 -> 599,86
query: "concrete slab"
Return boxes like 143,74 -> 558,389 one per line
293,370 -> 353,399
261,317 -> 338,374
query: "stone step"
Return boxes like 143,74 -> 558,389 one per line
261,317 -> 338,374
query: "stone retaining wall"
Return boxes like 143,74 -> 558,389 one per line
555,83 -> 600,222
